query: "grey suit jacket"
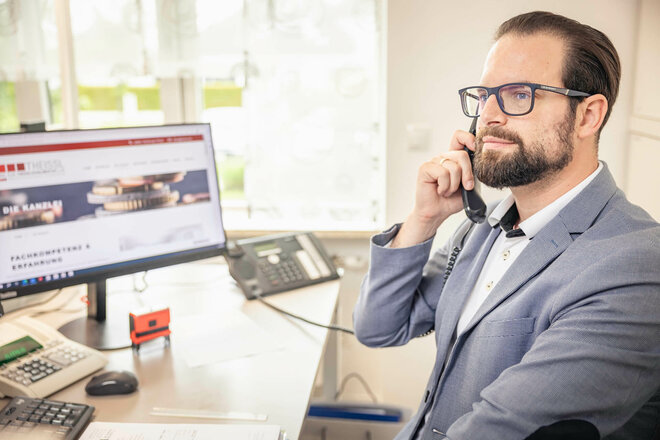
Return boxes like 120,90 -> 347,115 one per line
353,164 -> 660,439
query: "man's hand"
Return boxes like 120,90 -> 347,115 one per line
392,129 -> 476,248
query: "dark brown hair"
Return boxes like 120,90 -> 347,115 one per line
495,11 -> 621,135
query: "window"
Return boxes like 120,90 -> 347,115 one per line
0,0 -> 60,132
70,0 -> 165,128
1,0 -> 386,232
194,0 -> 386,230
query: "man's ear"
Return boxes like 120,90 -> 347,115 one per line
576,94 -> 608,139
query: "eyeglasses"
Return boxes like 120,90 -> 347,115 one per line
458,82 -> 591,117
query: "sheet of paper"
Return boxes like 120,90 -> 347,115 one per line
171,312 -> 284,368
79,422 -> 281,440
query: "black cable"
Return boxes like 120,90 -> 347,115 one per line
335,372 -> 378,403
254,292 -> 355,335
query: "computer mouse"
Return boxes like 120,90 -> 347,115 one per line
85,370 -> 138,396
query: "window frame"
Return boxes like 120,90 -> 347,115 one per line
17,0 -> 387,234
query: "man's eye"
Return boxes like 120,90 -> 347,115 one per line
478,94 -> 488,102
513,91 -> 531,100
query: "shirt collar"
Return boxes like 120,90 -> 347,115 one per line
488,162 -> 604,239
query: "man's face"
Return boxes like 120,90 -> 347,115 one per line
472,33 -> 577,189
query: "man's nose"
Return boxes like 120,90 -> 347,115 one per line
480,94 -> 506,126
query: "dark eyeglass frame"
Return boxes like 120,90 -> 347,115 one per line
458,82 -> 592,117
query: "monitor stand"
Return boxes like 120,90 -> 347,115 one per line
58,280 -> 134,350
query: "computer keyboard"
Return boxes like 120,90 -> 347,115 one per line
0,396 -> 94,440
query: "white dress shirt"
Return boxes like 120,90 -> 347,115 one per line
455,162 -> 603,335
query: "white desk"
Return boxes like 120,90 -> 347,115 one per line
1,258 -> 340,440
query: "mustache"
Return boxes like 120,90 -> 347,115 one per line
475,126 -> 524,149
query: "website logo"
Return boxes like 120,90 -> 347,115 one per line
0,160 -> 64,182
0,163 -> 26,181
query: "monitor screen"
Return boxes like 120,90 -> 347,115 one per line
0,123 -> 226,304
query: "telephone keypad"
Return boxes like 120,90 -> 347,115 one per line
0,341 -> 87,386
258,256 -> 306,286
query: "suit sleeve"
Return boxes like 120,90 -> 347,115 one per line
446,245 -> 660,439
353,223 -> 452,347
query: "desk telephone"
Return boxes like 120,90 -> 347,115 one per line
0,316 -> 107,398
226,232 -> 340,299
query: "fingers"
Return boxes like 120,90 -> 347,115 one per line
416,128 -> 477,203
427,150 -> 474,191
448,130 -> 476,189
449,129 -> 476,152
430,157 -> 462,197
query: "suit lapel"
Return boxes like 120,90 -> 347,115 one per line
458,162 -> 619,336
434,225 -> 500,354
459,221 -> 572,335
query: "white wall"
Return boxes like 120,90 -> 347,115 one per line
627,0 -> 660,221
333,0 -> 642,413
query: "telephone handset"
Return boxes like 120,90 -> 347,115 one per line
461,118 -> 487,223
226,232 -> 340,300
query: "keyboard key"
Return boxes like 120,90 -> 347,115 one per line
45,401 -> 63,407
46,353 -> 72,366
31,372 -> 48,382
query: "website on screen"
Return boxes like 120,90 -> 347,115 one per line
0,129 -> 225,288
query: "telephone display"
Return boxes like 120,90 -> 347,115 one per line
0,336 -> 42,366
226,232 -> 340,299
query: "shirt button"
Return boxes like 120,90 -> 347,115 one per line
502,249 -> 511,260
486,281 -> 494,291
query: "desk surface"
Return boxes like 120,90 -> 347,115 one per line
1,258 -> 340,440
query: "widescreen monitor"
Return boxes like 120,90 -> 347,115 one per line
0,124 -> 226,348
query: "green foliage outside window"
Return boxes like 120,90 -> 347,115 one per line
204,82 -> 242,108
78,84 -> 161,111
217,154 -> 245,200
0,82 -> 19,133
48,86 -> 63,126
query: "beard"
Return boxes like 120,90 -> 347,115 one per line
473,111 -> 575,189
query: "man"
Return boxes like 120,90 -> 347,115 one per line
353,11 -> 659,440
